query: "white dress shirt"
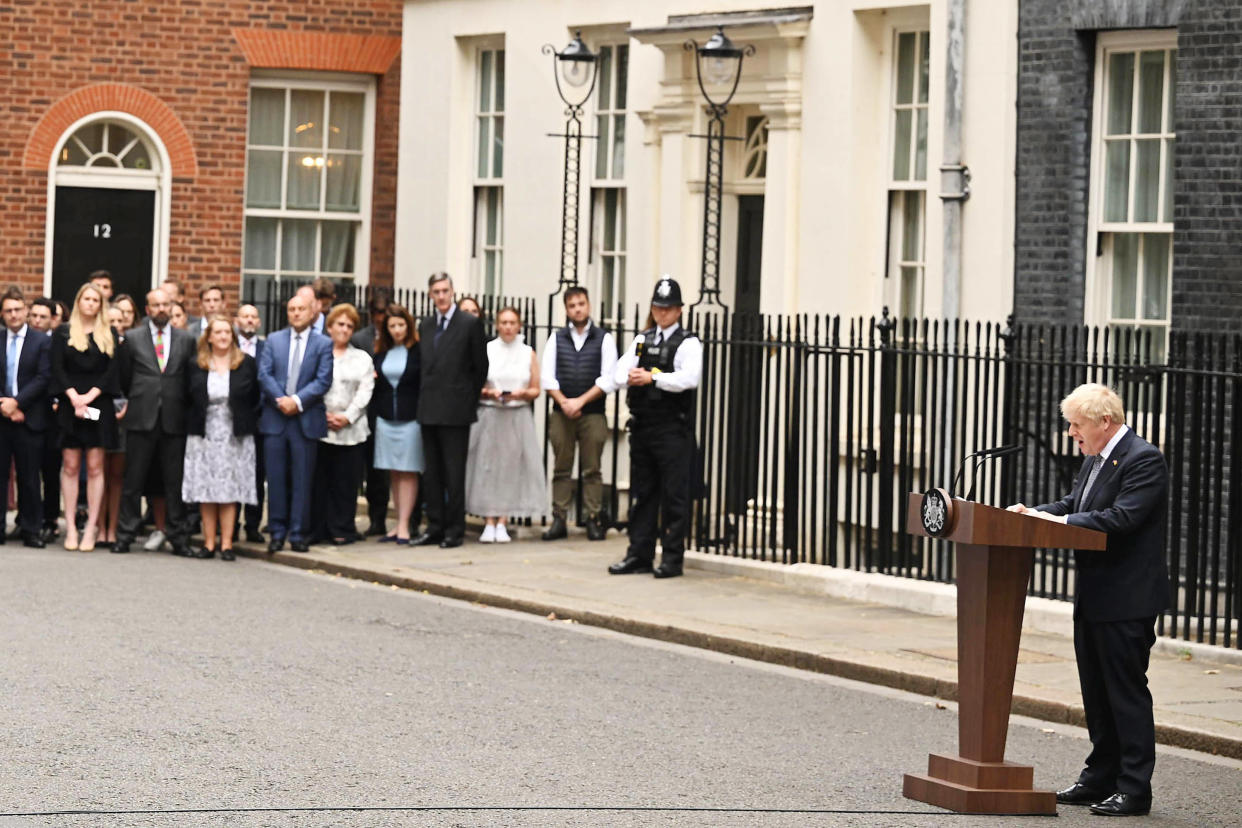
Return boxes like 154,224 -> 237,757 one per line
321,346 -> 374,446
614,322 -> 703,392
148,320 -> 170,354
541,321 -> 618,395
5,324 -> 28,396
287,328 -> 309,411
237,333 -> 259,358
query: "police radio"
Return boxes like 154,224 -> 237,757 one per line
634,334 -> 645,360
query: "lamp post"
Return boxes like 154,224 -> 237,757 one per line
542,31 -> 599,292
685,26 -> 754,310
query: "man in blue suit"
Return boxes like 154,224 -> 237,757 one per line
0,288 -> 52,548
257,291 -> 332,552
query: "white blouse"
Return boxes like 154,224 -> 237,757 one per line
483,335 -> 533,408
321,345 -> 374,446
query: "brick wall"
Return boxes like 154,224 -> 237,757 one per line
0,0 -> 402,309
1014,0 -> 1242,332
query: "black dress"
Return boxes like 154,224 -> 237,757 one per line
50,323 -> 120,450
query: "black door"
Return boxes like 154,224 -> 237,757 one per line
727,195 -> 765,514
52,186 -> 154,304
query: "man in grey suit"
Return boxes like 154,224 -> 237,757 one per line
113,288 -> 196,557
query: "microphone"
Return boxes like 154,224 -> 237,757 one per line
949,443 -> 1023,501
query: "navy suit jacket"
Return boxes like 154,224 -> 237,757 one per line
0,326 -> 52,432
1036,428 -> 1171,623
256,327 -> 333,439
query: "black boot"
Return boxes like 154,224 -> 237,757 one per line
585,515 -> 607,541
541,516 -> 568,541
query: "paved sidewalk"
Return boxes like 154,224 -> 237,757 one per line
238,528 -> 1242,760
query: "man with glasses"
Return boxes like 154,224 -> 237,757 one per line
0,288 -> 52,548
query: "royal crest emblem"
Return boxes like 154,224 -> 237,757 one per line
920,488 -> 955,538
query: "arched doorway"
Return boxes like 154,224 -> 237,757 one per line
45,114 -> 169,304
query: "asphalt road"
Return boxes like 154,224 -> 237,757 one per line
1,547 -> 1238,828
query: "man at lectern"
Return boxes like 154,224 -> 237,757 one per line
1008,383 -> 1169,817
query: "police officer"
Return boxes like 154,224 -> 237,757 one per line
608,276 -> 702,579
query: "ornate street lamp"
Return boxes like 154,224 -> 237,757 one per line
685,26 -> 753,310
542,31 -> 599,292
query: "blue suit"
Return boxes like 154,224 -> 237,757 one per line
257,327 -> 332,543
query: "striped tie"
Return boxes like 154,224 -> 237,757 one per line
1079,455 -> 1106,509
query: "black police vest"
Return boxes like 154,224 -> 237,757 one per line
626,326 -> 697,423
554,324 -> 606,416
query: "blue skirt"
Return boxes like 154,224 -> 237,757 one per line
374,418 -> 425,472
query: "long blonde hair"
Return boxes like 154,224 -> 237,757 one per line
196,314 -> 244,370
67,283 -> 115,356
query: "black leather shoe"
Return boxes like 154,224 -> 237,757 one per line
413,532 -> 443,546
364,523 -> 387,537
1056,783 -> 1110,806
608,556 -> 654,575
541,517 -> 567,541
1089,793 -> 1151,816
111,541 -> 131,554
186,545 -> 215,559
289,541 -> 310,553
267,538 -> 285,554
439,536 -> 463,549
653,564 -> 683,579
21,533 -> 46,549
40,526 -> 59,544
245,529 -> 265,543
171,544 -> 192,558
220,547 -> 236,562
585,516 -> 607,541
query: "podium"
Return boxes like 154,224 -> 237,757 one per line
901,494 -> 1106,815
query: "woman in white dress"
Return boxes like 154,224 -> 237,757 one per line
465,306 -> 545,542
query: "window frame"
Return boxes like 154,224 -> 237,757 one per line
242,71 -> 377,292
591,41 -> 629,183
470,45 -> 506,294
884,27 -> 931,320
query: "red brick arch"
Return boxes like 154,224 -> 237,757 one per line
23,83 -> 198,178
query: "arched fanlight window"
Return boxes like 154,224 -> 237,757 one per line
58,121 -> 155,171
742,115 -> 768,180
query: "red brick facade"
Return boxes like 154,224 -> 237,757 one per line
1,1 -> 403,308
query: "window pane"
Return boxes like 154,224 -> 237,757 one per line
1110,233 -> 1139,319
495,51 -> 505,112
1163,139 -> 1175,223
286,153 -> 322,210
246,150 -> 283,208
615,45 -> 628,109
896,33 -> 915,105
249,88 -> 285,145
1132,139 -> 1160,222
918,32 -> 930,104
325,154 -> 361,212
914,108 -> 927,181
1103,140 -> 1130,222
1142,233 -> 1170,320
598,46 -> 612,110
485,187 -> 500,245
900,266 -> 922,319
289,90 -> 324,149
1106,52 -> 1135,135
602,257 -> 615,309
120,141 -> 151,170
603,188 -> 618,251
244,217 -> 278,270
477,117 -> 490,178
1166,55 -> 1176,132
612,114 -> 625,178
1137,50 -> 1165,134
492,116 -> 504,178
902,191 -> 922,262
328,92 -> 365,150
595,114 -> 610,179
479,51 -> 493,112
617,190 -> 626,249
321,221 -> 356,274
281,219 -> 318,273
893,109 -> 912,181
75,122 -> 105,155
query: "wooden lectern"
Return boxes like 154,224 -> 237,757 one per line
902,493 -> 1107,815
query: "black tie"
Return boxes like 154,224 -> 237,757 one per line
434,314 -> 447,346
655,331 -> 664,347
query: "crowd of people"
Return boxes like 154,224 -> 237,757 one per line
1,270 -> 702,576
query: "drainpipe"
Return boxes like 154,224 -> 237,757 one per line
940,0 -> 970,321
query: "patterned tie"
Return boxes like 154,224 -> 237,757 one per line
285,332 -> 303,396
6,332 -> 17,396
154,328 -> 167,372
1079,455 -> 1106,509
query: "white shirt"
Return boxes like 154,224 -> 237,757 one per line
614,322 -> 702,393
483,336 -> 534,407
436,304 -> 456,329
237,333 -> 259,358
287,328 -> 309,411
541,322 -> 618,394
321,346 -> 374,446
148,320 -> 171,354
5,324 -> 28,396
1097,424 -> 1129,461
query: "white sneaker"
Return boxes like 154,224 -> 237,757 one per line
480,524 -> 496,543
143,530 -> 166,551
494,524 -> 511,543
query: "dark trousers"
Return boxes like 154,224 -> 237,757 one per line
312,441 -> 365,540
0,420 -> 45,536
626,422 -> 692,568
421,423 -> 469,542
1074,616 -> 1158,797
243,434 -> 265,533
118,425 -> 188,547
41,420 -> 61,529
363,422 -> 390,530
264,424 -> 317,543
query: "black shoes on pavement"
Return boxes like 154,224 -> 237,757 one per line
289,541 -> 310,553
1056,784 -> 1151,816
608,556 -> 653,575
541,517 -> 567,541
542,515 -> 608,541
21,533 -> 45,549
268,538 -> 285,554
439,536 -> 463,549
412,532 -> 443,547
585,516 -> 607,541
653,563 -> 683,579
1056,784 -> 1109,806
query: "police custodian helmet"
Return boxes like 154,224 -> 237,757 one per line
650,275 -> 683,307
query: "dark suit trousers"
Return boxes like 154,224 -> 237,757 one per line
626,422 -> 692,568
243,434 -> 265,532
1074,616 -> 1158,796
363,414 -> 390,528
312,441 -> 365,540
264,422 -> 317,542
118,425 -> 188,546
41,419 -> 61,528
421,424 -> 469,541
0,419 -> 45,535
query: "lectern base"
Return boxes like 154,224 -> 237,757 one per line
903,754 -> 1056,815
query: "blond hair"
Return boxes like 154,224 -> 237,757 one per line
196,315 -> 244,371
67,283 -> 115,356
1060,383 -> 1126,426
